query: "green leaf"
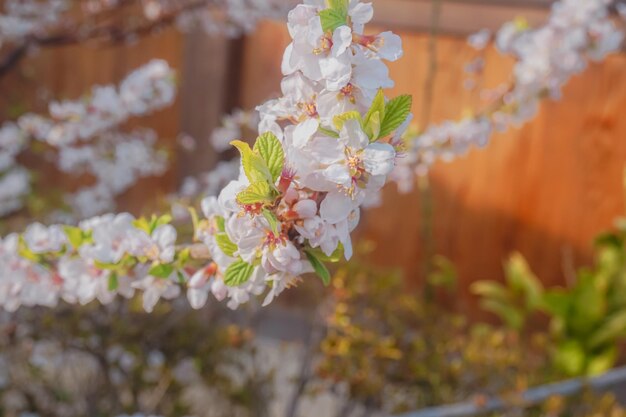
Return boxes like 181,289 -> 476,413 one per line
319,8 -> 347,33
586,346 -> 617,376
333,111 -> 362,131
236,181 -> 278,206
326,0 -> 348,15
64,226 -> 85,248
18,237 -> 40,262
588,310 -> 626,349
149,264 -> 174,278
319,126 -> 340,138
108,272 -> 119,291
363,88 -> 386,126
505,252 -> 543,310
231,140 -> 273,184
308,244 -> 344,263
554,340 -> 586,376
224,260 -> 255,287
379,95 -> 413,138
133,217 -> 152,234
569,274 -> 607,337
155,214 -> 173,228
367,111 -> 381,140
471,281 -> 511,303
541,289 -> 570,318
262,209 -> 280,234
216,233 -> 238,257
94,260 -> 122,271
305,250 -> 331,286
188,207 -> 200,238
479,298 -> 525,330
253,132 -> 284,182
215,216 -> 226,232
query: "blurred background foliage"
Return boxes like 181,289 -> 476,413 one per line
6,217 -> 626,416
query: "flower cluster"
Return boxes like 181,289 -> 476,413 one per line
59,129 -> 168,217
0,0 -> 291,52
393,0 -> 624,188
0,0 -> 412,313
175,0 -> 293,39
0,60 -> 175,219
0,0 -> 68,45
193,0 -> 410,309
19,59 -> 175,147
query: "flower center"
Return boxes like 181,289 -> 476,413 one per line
297,100 -> 318,118
313,34 -> 333,55
264,231 -> 286,249
339,84 -> 357,104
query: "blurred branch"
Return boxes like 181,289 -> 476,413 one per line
0,0 -> 209,79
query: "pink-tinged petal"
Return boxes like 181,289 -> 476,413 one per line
293,199 -> 318,219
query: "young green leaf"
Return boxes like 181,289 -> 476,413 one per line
319,9 -> 347,33
319,126 -> 340,138
379,95 -> 413,138
333,111 -> 362,131
94,260 -> 122,271
364,89 -> 386,129
326,0 -> 348,15
155,214 -> 173,227
305,250 -> 331,286
18,237 -> 41,262
215,215 -> 226,232
262,209 -> 280,234
367,111 -> 381,140
188,207 -> 200,240
224,260 -> 255,287
64,226 -> 85,248
108,272 -> 119,291
216,233 -> 238,257
132,217 -> 152,234
363,89 -> 387,140
236,181 -> 278,206
149,264 -> 175,278
253,132 -> 285,182
307,244 -> 344,263
231,140 -> 273,184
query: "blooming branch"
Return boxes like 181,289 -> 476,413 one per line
0,0 -> 412,313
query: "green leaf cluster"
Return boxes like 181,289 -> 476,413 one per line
329,90 -> 413,141
231,133 -> 285,207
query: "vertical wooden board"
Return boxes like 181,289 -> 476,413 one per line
238,20 -> 291,108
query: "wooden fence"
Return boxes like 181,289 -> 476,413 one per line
2,1 -> 626,303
